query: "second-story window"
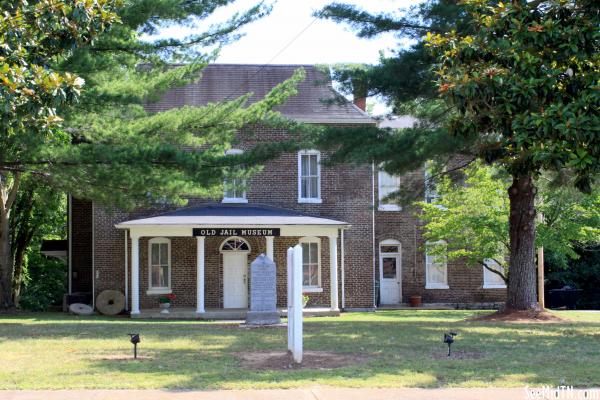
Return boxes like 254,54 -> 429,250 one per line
222,149 -> 247,203
298,150 -> 321,203
378,170 -> 401,211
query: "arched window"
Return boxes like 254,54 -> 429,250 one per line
148,237 -> 171,293
220,237 -> 250,252
223,149 -> 248,203
299,236 -> 321,289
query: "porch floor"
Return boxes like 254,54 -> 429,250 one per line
131,307 -> 340,320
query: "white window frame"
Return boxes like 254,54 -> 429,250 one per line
222,149 -> 248,204
379,239 -> 402,280
425,240 -> 449,289
299,236 -> 322,292
483,259 -> 507,289
378,170 -> 401,211
147,237 -> 172,295
298,150 -> 322,203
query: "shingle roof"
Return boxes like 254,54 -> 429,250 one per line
144,64 -> 375,124
115,203 -> 349,227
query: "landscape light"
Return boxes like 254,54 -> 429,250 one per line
128,333 -> 140,359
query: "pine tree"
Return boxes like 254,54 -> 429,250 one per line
0,0 -> 306,308
317,0 -> 599,310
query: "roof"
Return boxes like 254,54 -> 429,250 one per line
378,116 -> 418,129
115,203 -> 349,228
144,64 -> 375,125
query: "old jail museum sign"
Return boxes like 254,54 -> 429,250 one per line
192,228 -> 281,237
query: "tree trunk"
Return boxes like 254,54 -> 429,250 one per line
0,209 -> 13,309
11,190 -> 36,307
506,174 -> 538,310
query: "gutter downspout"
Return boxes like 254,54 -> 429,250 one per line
124,229 -> 129,311
68,195 -> 72,295
372,162 -> 377,309
341,228 -> 345,310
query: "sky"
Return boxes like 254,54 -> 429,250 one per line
151,0 -> 419,65
148,0 -> 421,115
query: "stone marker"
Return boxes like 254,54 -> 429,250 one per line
246,254 -> 281,325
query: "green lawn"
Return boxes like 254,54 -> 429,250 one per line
0,310 -> 599,389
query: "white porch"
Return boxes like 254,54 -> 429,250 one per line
115,203 -> 348,317
130,307 -> 340,320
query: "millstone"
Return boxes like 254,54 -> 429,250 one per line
96,290 -> 125,315
69,303 -> 94,316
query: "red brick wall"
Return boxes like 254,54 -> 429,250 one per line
70,198 -> 93,293
374,168 -> 506,304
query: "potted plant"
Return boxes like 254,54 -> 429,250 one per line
159,293 -> 176,314
302,294 -> 310,308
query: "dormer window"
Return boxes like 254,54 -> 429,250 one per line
298,150 -> 321,203
222,149 -> 248,203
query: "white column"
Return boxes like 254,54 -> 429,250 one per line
196,236 -> 205,314
130,234 -> 140,315
266,236 -> 274,261
287,247 -> 294,352
329,234 -> 339,311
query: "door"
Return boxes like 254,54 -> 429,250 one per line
223,252 -> 248,308
380,244 -> 401,304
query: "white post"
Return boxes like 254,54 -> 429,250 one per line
287,247 -> 294,352
266,236 -> 274,261
124,230 -> 129,311
196,236 -> 205,314
130,234 -> 140,315
292,244 -> 303,363
329,234 -> 339,311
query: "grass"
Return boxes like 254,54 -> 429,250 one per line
0,310 -> 599,389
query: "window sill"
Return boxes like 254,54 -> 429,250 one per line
483,284 -> 507,289
425,284 -> 449,290
298,198 -> 322,204
378,205 -> 402,212
222,198 -> 248,204
146,288 -> 172,295
302,287 -> 323,293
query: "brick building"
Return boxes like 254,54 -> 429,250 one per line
68,64 -> 506,317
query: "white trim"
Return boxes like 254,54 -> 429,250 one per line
222,148 -> 248,203
302,287 -> 323,293
378,170 -> 402,211
148,237 -> 171,291
219,236 -> 251,253
130,234 -> 140,314
68,195 -> 72,294
379,239 -> 402,304
146,288 -> 172,295
297,150 -> 322,203
121,225 -> 344,239
329,234 -> 339,311
483,258 -> 507,289
371,163 -> 376,308
340,228 -> 345,309
266,236 -> 274,260
196,236 -> 205,313
124,230 -> 128,311
299,236 -> 321,289
425,240 -> 449,289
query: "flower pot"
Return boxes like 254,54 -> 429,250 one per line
159,302 -> 171,314
409,296 -> 422,307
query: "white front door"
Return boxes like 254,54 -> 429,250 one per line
223,252 -> 248,308
380,253 -> 401,304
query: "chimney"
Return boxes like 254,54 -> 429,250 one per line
353,96 -> 367,111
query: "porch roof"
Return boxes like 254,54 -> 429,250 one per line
115,203 -> 350,228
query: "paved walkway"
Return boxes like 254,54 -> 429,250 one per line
1,387 -> 527,400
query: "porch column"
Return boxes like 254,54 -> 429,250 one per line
329,234 -> 339,311
266,236 -> 274,261
130,234 -> 140,315
196,236 -> 205,314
